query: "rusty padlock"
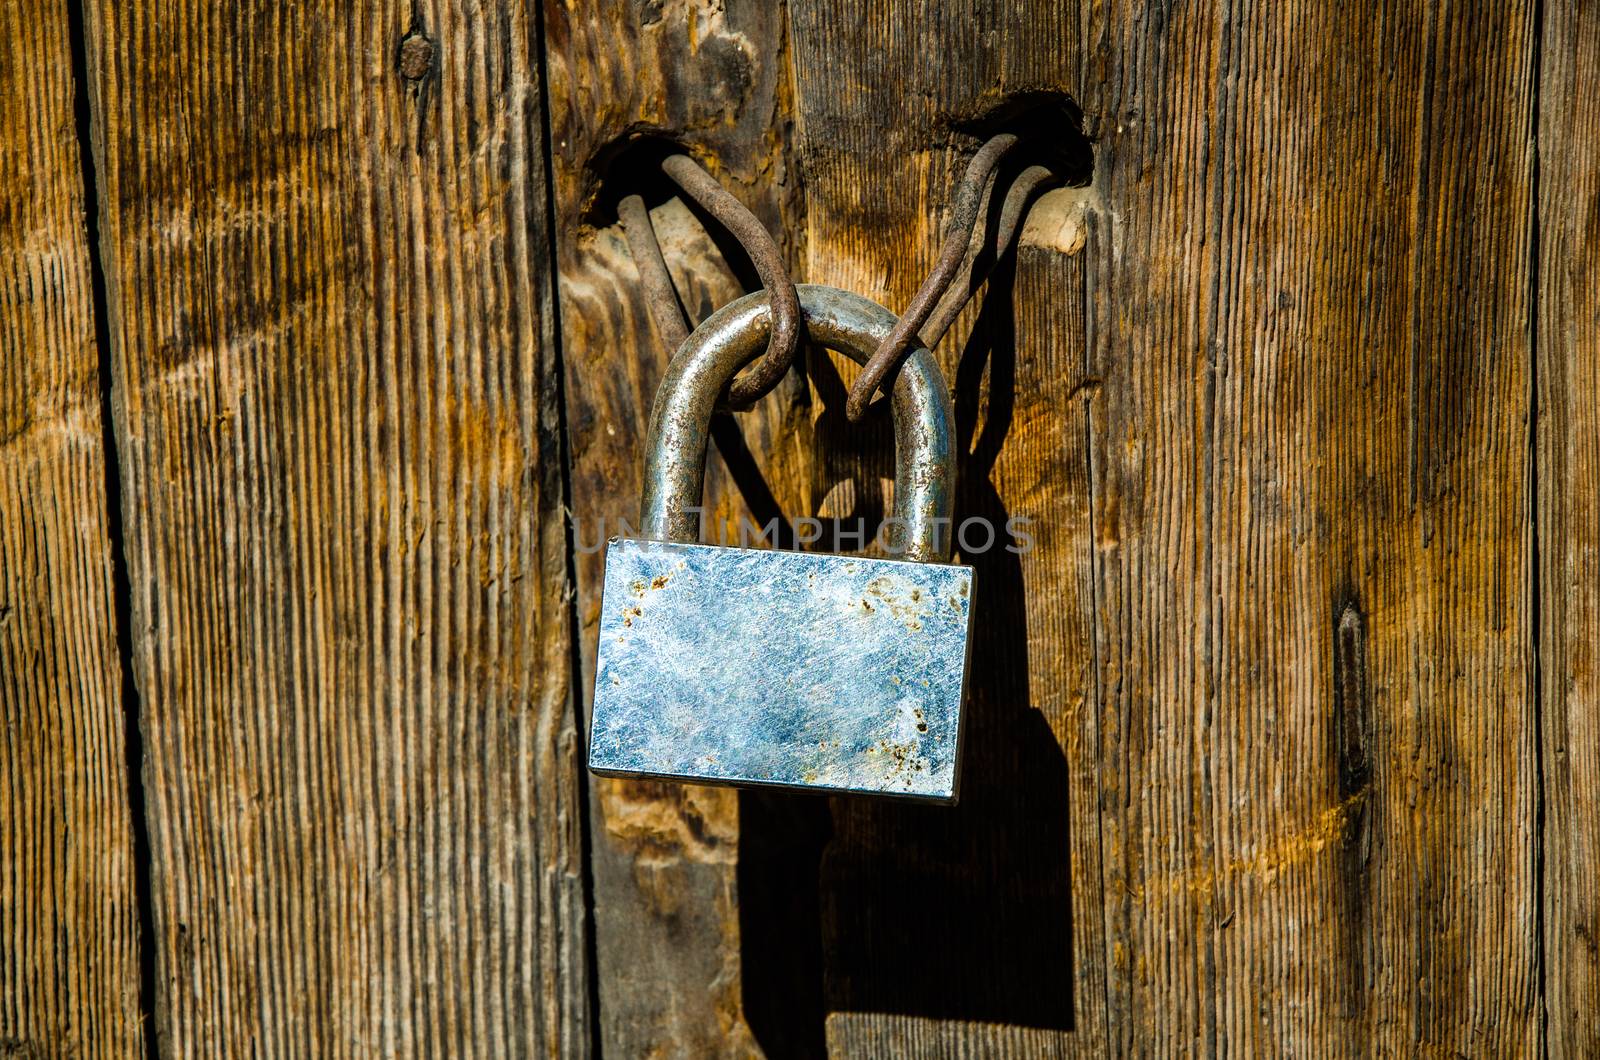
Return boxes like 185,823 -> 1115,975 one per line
587,285 -> 973,801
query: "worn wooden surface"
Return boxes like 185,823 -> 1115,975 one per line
0,1 -> 143,1056
542,0 -> 809,1053
1079,0 -> 1539,1053
2,0 -> 1595,1054
79,0 -> 586,1054
792,0 -> 1546,1054
1539,0 -> 1600,1054
786,3 -> 1102,1056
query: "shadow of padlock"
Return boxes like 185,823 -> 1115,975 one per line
587,285 -> 974,801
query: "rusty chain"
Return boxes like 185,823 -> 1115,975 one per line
618,153 -> 801,410
844,133 -> 1051,420
617,191 -> 691,352
617,136 -> 1058,416
917,160 -> 1059,352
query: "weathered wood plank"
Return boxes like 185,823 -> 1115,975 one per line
793,0 -> 1543,1053
785,3 -> 1103,1056
0,2 -> 143,1055
1080,0 -> 1539,1053
541,1 -> 809,1053
79,1 -> 586,1053
1538,0 -> 1600,1054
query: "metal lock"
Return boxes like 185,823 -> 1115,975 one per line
587,285 -> 973,801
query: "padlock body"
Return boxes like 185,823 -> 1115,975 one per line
588,538 -> 973,801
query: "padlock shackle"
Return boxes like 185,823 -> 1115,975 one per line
641,284 -> 956,562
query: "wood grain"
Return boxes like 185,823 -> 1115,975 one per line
1079,0 -> 1539,1053
0,1 -> 143,1055
0,0 -> 1578,1053
78,1 -> 586,1054
791,0 -> 1544,1054
785,3 -> 1103,1055
1538,0 -> 1600,1054
541,0 -> 811,1053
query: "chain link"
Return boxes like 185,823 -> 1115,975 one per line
617,137 -> 1058,417
617,153 -> 801,409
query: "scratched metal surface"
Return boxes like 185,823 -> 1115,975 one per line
588,539 -> 974,800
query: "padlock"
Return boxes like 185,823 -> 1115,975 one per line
587,285 -> 973,801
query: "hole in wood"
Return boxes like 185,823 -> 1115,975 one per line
583,130 -> 696,228
950,89 -> 1096,188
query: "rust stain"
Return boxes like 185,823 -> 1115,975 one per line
863,574 -> 932,632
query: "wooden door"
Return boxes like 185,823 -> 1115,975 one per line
3,0 -> 1596,1055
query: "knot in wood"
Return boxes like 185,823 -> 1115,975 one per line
398,32 -> 434,81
